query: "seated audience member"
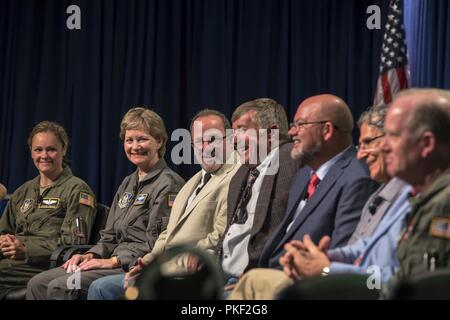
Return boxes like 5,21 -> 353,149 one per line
194,98 -> 300,293
0,121 -> 96,299
87,109 -> 240,300
26,107 -> 184,300
227,104 -> 413,299
228,94 -> 378,299
348,104 -> 408,244
383,89 -> 450,293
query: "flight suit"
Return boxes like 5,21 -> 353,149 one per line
0,166 -> 96,297
87,158 -> 185,268
26,158 -> 185,299
395,168 -> 450,281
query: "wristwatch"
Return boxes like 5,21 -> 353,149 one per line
112,256 -> 121,268
321,265 -> 330,276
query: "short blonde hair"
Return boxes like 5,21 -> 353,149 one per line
120,107 -> 167,157
27,121 -> 69,151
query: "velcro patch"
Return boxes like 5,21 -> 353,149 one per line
133,194 -> 148,206
79,192 -> 95,208
167,193 -> 177,208
429,217 -> 450,240
20,199 -> 34,213
118,192 -> 133,209
38,197 -> 61,209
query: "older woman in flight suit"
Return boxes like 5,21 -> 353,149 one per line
0,121 -> 97,299
26,107 -> 185,300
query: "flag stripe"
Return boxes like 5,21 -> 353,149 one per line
388,69 -> 400,95
396,67 -> 409,89
381,73 -> 393,103
373,0 -> 410,105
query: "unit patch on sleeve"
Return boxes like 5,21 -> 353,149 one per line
429,217 -> 450,240
79,192 -> 95,208
167,193 -> 177,208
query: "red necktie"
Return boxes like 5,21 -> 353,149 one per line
306,172 -> 320,199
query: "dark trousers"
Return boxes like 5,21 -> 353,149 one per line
0,259 -> 45,299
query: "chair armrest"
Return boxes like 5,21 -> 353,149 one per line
49,245 -> 95,269
49,246 -> 73,269
5,287 -> 28,300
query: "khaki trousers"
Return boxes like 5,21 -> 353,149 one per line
227,268 -> 294,300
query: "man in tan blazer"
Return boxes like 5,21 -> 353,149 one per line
86,109 -> 240,300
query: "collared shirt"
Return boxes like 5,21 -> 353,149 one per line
285,146 -> 351,233
222,147 -> 280,277
348,177 -> 408,244
327,184 -> 412,284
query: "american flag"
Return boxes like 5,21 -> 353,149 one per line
373,0 -> 410,106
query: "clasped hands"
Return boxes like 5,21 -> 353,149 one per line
0,234 -> 26,260
279,234 -> 331,280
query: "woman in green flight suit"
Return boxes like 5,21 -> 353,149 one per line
0,121 -> 97,299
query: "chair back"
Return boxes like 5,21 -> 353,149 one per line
390,270 -> 450,300
127,245 -> 225,300
277,273 -> 380,300
0,198 -> 9,218
89,203 -> 110,243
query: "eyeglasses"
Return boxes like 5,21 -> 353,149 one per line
356,134 -> 385,151
290,120 -> 340,131
192,135 -> 227,148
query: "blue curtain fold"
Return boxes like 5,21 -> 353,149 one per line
404,0 -> 450,89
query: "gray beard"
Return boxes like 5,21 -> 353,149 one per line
290,142 -> 322,165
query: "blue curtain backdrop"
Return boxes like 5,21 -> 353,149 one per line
0,0 -> 398,206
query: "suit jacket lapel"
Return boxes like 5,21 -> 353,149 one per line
272,168 -> 341,252
227,166 -> 249,225
260,170 -> 309,261
178,163 -> 234,225
275,148 -> 355,251
360,191 -> 410,263
251,173 -> 276,236
285,169 -> 310,216
173,172 -> 202,226
365,208 -> 401,249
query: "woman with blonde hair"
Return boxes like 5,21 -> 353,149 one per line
26,108 -> 185,300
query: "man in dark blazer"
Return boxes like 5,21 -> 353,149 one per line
224,143 -> 298,271
201,98 -> 300,292
228,94 -> 378,299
